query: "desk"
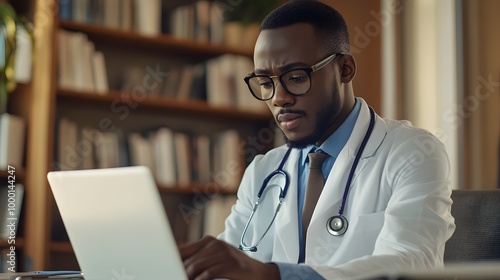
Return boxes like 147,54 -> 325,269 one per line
2,263 -> 499,279
375,262 -> 500,280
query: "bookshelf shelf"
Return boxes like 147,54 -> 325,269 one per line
0,238 -> 23,248
58,20 -> 254,61
57,88 -> 271,122
0,169 -> 25,183
157,183 -> 237,196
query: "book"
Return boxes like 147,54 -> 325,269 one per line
209,3 -> 224,44
80,126 -> 96,169
81,38 -> 96,92
58,30 -> 109,94
59,0 -> 73,20
0,114 -> 26,170
170,6 -> 190,39
95,132 -> 120,168
203,195 -> 236,237
153,127 -> 176,186
67,32 -> 88,91
206,57 -> 224,106
212,130 -> 242,191
72,0 -> 88,23
120,0 -> 133,30
127,132 -> 155,174
103,0 -> 120,29
91,51 -> 109,94
133,0 -> 161,36
161,67 -> 181,98
176,66 -> 195,100
206,55 -> 265,111
56,118 -> 78,170
195,134 -> 211,183
57,30 -> 72,89
195,1 -> 211,42
0,184 -> 24,239
88,0 -> 104,25
174,132 -> 192,185
14,25 -> 33,84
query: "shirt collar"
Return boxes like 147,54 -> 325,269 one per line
300,98 -> 361,165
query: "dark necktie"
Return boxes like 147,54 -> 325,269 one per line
302,151 -> 328,248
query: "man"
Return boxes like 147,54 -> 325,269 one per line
179,1 -> 455,279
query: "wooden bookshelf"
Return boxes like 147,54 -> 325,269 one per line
57,88 -> 271,122
0,169 -> 25,183
0,238 -> 24,249
59,20 -> 253,61
7,0 -> 277,271
157,183 -> 237,196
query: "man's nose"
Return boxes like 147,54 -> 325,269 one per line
271,80 -> 294,107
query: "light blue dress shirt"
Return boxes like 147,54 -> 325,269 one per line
274,99 -> 361,279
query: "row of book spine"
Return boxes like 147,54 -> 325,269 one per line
0,114 -> 26,170
55,118 -> 245,191
58,29 -> 109,94
58,29 -> 267,112
58,0 -> 228,44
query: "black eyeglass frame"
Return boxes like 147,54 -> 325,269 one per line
244,52 -> 346,101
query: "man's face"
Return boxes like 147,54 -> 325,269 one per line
253,23 -> 346,148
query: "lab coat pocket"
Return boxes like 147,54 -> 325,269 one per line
345,211 -> 386,257
353,211 -> 386,232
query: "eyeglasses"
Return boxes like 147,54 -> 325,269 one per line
244,53 -> 344,101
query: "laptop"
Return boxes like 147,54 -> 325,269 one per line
47,166 -> 188,280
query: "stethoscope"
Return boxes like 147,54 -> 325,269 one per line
239,107 -> 376,252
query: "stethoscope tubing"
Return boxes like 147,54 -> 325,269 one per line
239,106 -> 376,251
239,148 -> 292,252
338,106 -> 376,215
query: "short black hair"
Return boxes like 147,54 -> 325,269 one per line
260,0 -> 350,55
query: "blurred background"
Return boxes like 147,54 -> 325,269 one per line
0,0 -> 498,272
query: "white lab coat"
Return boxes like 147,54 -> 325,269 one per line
219,99 -> 455,280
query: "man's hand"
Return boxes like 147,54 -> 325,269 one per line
179,235 -> 280,280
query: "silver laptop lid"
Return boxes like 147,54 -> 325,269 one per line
47,166 -> 187,280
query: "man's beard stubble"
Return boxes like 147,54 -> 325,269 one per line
284,84 -> 341,149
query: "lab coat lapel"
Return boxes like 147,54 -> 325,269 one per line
348,100 -> 387,185
304,99 -> 387,262
273,148 -> 301,263
309,99 -> 386,234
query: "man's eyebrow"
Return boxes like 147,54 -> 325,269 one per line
254,62 -> 310,75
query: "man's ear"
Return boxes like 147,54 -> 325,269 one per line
340,54 -> 356,83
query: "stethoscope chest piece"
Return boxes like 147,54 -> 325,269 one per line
326,215 -> 348,236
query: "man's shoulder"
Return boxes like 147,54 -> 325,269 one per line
381,117 -> 446,154
383,118 -> 443,143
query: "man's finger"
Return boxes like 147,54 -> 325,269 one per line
179,235 -> 217,259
